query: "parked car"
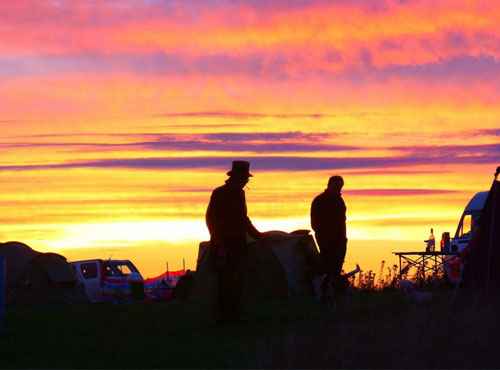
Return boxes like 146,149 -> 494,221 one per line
70,259 -> 144,303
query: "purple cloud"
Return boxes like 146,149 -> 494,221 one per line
344,189 -> 458,196
392,143 -> 500,157
200,131 -> 334,141
470,129 -> 500,137
379,40 -> 403,50
444,31 -> 468,50
1,149 -> 497,173
151,111 -> 382,119
4,51 -> 500,83
210,0 -> 391,13
0,131 -> 358,153
376,56 -> 500,82
3,132 -> 499,164
142,140 -> 358,153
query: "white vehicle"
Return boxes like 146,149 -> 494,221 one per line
444,191 -> 489,283
70,259 -> 144,303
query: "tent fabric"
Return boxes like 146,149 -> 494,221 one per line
189,230 -> 322,302
36,253 -> 79,283
0,241 -> 89,307
465,179 -> 500,289
0,242 -> 40,291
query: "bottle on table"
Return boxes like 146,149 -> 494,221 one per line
426,228 -> 435,252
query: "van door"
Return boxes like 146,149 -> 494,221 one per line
77,261 -> 103,303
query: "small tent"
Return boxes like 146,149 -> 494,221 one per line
464,168 -> 500,289
189,230 -> 322,302
0,241 -> 89,307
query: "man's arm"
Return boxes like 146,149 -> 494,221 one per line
310,196 -> 321,233
244,216 -> 262,239
206,190 -> 226,240
241,190 -> 262,240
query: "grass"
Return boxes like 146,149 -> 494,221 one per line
2,285 -> 500,369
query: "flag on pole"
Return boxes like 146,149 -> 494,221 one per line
144,270 -> 185,301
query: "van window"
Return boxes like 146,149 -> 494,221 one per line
80,263 -> 98,279
120,265 -> 132,275
103,261 -> 135,277
455,210 -> 482,239
460,214 -> 472,237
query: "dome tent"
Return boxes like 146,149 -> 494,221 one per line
0,241 -> 89,307
189,230 -> 322,302
0,241 -> 39,293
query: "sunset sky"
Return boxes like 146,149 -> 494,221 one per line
1,0 -> 499,278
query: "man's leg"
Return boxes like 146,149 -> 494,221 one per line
228,246 -> 249,321
317,235 -> 336,275
331,241 -> 347,277
216,257 -> 235,325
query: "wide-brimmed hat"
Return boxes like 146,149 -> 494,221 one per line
227,160 -> 253,177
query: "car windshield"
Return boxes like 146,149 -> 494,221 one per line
103,261 -> 138,277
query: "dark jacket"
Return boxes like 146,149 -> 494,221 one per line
311,190 -> 346,240
206,181 -> 261,245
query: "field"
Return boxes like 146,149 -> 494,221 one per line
2,286 -> 500,369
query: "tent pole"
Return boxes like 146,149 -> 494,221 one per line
486,177 -> 498,288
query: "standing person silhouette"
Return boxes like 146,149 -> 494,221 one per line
311,175 -> 347,277
206,160 -> 263,325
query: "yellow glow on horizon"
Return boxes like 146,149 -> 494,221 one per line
42,220 -> 209,250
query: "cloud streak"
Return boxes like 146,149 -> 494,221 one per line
2,131 -> 499,171
1,149 -> 498,173
0,131 -> 359,154
152,110 -> 386,119
153,111 -> 333,119
3,52 -> 500,83
344,189 -> 458,196
3,131 -> 499,157
392,143 -> 500,157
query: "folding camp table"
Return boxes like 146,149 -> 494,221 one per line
392,251 -> 460,285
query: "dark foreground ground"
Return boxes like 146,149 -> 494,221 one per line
1,288 -> 500,369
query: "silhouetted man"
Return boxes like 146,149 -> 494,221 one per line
206,160 -> 263,325
311,175 -> 347,277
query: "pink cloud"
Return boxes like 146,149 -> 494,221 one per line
1,0 -> 499,65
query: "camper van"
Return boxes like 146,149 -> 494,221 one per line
70,259 -> 144,303
443,191 -> 489,283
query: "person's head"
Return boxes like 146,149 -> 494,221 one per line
327,175 -> 344,194
227,160 -> 253,188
